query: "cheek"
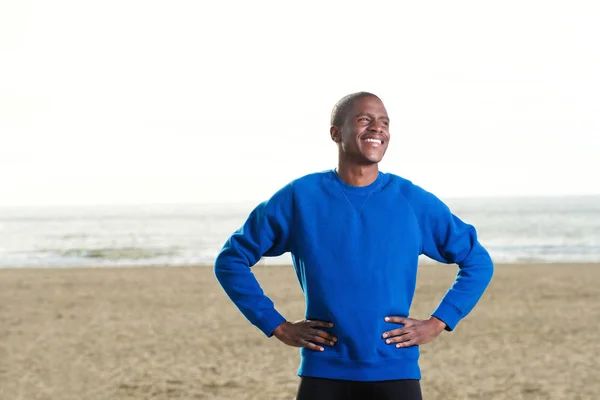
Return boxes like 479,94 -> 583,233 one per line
342,131 -> 359,145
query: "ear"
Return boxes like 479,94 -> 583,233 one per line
330,125 -> 342,143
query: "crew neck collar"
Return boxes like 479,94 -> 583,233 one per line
331,169 -> 383,193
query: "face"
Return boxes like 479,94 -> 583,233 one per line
331,96 -> 390,165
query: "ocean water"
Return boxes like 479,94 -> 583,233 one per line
0,197 -> 599,268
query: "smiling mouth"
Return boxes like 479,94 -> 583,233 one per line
362,138 -> 384,146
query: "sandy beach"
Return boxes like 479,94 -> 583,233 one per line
1,263 -> 599,400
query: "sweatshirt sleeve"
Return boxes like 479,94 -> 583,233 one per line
407,185 -> 494,331
214,183 -> 294,337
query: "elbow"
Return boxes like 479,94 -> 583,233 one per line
213,252 -> 229,282
479,250 -> 495,285
213,247 -> 251,282
485,259 -> 494,284
476,244 -> 494,274
462,246 -> 494,284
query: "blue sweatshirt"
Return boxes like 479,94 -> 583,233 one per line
214,170 -> 493,381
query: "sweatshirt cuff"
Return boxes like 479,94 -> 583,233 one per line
256,308 -> 287,338
431,300 -> 464,332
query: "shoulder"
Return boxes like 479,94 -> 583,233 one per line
284,170 -> 336,194
291,170 -> 335,186
266,170 -> 334,204
381,172 -> 445,210
380,171 -> 419,196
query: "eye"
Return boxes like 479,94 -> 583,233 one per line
358,117 -> 370,122
382,120 -> 389,126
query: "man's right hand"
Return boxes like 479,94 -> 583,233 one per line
272,320 -> 337,352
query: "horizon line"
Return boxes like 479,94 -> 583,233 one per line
1,193 -> 599,209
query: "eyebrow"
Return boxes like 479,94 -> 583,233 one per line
355,113 -> 390,120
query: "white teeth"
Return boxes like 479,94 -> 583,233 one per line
364,138 -> 382,144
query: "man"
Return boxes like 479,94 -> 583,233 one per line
214,92 -> 494,399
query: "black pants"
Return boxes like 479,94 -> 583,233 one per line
297,377 -> 423,400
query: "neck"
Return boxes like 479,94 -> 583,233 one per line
335,160 -> 379,187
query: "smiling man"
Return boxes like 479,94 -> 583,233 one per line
214,92 -> 494,400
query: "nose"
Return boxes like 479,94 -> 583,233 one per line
369,120 -> 385,133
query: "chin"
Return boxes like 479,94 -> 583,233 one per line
363,153 -> 385,164
359,157 -> 383,165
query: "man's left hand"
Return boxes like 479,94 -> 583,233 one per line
382,316 -> 446,348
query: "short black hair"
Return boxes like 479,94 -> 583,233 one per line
330,92 -> 380,126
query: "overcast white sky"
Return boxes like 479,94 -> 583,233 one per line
1,1 -> 598,206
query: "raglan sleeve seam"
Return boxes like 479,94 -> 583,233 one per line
398,190 -> 424,255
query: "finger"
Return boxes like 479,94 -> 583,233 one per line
385,316 -> 408,324
302,340 -> 324,352
311,329 -> 338,343
382,328 -> 408,339
307,320 -> 334,328
396,338 -> 418,348
385,333 -> 414,344
303,329 -> 335,346
308,334 -> 336,346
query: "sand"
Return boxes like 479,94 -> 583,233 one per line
1,263 -> 599,400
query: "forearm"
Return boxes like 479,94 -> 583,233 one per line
214,251 -> 286,337
432,246 -> 494,331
